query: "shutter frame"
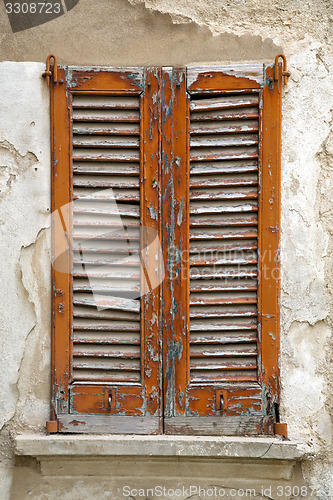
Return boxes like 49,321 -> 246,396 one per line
163,65 -> 281,436
50,63 -> 281,436
51,67 -> 163,434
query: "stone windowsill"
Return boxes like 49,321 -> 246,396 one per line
14,434 -> 311,479
15,434 -> 309,460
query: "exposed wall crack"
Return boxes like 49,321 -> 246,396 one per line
260,442 -> 274,459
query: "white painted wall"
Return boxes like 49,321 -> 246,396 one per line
0,1 -> 333,496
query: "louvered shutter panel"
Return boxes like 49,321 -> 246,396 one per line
163,66 -> 280,435
51,68 -> 163,434
51,63 -> 281,435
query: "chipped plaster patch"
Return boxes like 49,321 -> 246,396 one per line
0,141 -> 38,199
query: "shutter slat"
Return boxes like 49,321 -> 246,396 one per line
73,293 -> 140,313
73,110 -> 140,123
73,346 -> 140,358
190,294 -> 257,306
189,228 -> 258,240
73,254 -> 140,265
190,149 -> 258,162
73,204 -> 140,217
189,90 -> 260,384
190,310 -> 256,319
190,109 -> 259,122
190,344 -> 257,356
190,214 -> 257,227
72,136 -> 140,148
190,176 -> 257,188
73,163 -> 140,175
190,188 -> 257,201
190,331 -> 257,344
72,123 -> 140,135
190,360 -> 257,370
74,218 -> 140,228
190,160 -> 258,175
73,232 -> 140,240
190,202 -> 258,215
73,244 -> 140,254
73,281 -> 140,293
73,149 -> 140,162
190,280 -> 257,292
73,359 -> 140,370
73,319 -> 141,331
73,267 -> 140,279
190,266 -> 257,278
190,121 -> 258,135
72,95 -> 139,110
190,254 -> 257,265
74,175 -> 140,187
190,372 -> 257,383
190,317 -> 257,330
190,134 -> 258,148
73,335 -> 140,345
190,95 -> 259,112
71,371 -> 141,382
73,310 -> 139,321
190,241 -> 257,253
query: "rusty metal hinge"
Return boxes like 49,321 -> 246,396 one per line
274,54 -> 291,86
42,54 -> 58,86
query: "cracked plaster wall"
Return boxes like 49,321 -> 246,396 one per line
0,62 -> 51,498
0,0 -> 332,498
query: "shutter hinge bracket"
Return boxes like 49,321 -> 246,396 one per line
267,54 -> 291,90
42,54 -> 59,86
274,54 -> 291,86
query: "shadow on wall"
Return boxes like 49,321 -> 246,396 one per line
0,0 -> 281,66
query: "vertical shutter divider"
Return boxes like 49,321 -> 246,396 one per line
161,67 -> 189,426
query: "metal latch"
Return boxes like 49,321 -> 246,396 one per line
216,390 -> 228,413
105,388 -> 116,411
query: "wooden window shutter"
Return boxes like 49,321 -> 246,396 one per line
50,62 -> 281,435
162,65 -> 281,435
51,67 -> 163,433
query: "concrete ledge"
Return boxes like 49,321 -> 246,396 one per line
14,435 -> 311,480
15,434 -> 308,461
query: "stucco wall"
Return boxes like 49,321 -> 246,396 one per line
0,0 -> 332,498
